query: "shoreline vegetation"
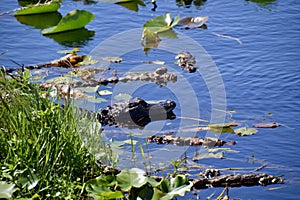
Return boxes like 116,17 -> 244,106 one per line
0,71 -> 104,198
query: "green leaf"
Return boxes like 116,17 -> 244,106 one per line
14,1 -> 61,16
142,28 -> 161,50
116,0 -> 146,12
42,10 -> 94,35
86,175 -> 124,199
78,55 -> 98,65
0,182 -> 18,199
143,13 -> 180,33
116,168 -> 148,191
147,177 -> 161,188
153,175 -> 193,200
15,12 -> 62,29
234,127 -> 258,136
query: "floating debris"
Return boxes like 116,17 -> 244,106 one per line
175,51 -> 197,73
147,134 -> 236,147
252,122 -> 281,128
178,16 -> 208,29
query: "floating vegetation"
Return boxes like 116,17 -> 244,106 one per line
147,134 -> 236,147
42,10 -> 94,35
14,0 -> 61,16
175,51 -> 198,73
234,127 -> 258,136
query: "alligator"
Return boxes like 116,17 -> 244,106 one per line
97,98 -> 176,129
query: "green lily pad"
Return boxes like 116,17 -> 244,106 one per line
15,12 -> 62,29
234,127 -> 258,136
152,175 -> 193,200
116,0 -> 146,12
86,175 -> 124,199
14,1 -> 61,16
143,13 -> 180,33
142,28 -> 161,50
116,168 -> 148,192
42,10 -> 94,35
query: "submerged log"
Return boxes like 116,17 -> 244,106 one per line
72,66 -> 177,87
192,173 -> 284,189
147,134 -> 236,147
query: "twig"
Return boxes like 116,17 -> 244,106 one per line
0,8 -> 21,16
0,50 -> 8,56
212,32 -> 242,44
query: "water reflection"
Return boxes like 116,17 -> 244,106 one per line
116,0 -> 146,12
246,0 -> 276,9
176,0 -> 206,8
15,12 -> 62,29
72,0 -> 98,5
45,28 -> 95,47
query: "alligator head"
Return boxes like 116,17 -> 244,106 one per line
97,98 -> 176,129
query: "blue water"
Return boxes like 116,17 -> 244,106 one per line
1,0 -> 300,199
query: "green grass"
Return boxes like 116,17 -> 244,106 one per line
0,71 -> 106,199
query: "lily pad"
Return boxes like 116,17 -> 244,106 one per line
234,127 -> 258,136
116,168 -> 148,191
142,28 -> 161,51
85,175 -> 124,199
45,28 -> 95,47
14,1 -> 61,16
143,13 -> 180,33
42,10 -> 94,35
152,175 -> 193,200
77,55 -> 98,65
116,0 -> 146,12
15,12 -> 62,29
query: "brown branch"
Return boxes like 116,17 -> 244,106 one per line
2,54 -> 84,74
192,173 -> 284,189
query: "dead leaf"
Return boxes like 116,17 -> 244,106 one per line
252,122 -> 281,128
178,16 -> 208,29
